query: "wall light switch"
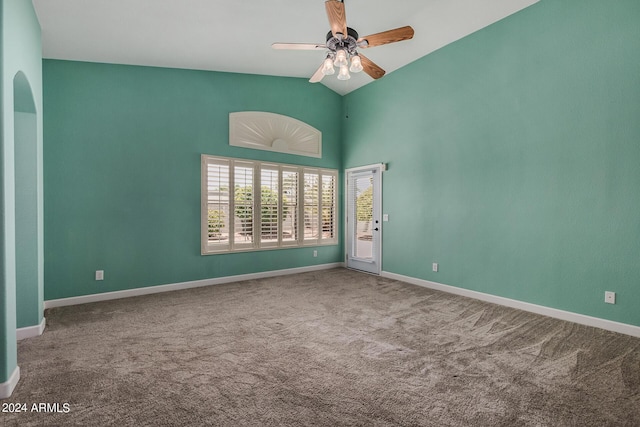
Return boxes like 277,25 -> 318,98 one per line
95,270 -> 104,281
383,214 -> 389,222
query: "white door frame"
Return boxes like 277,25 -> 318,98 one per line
344,163 -> 384,274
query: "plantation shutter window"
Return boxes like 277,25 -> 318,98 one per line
260,166 -> 280,248
321,172 -> 337,241
233,162 -> 255,249
201,155 -> 337,254
303,171 -> 320,243
281,168 -> 299,246
203,158 -> 231,253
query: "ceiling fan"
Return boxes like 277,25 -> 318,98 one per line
272,0 -> 414,83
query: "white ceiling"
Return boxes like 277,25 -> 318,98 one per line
33,0 -> 538,95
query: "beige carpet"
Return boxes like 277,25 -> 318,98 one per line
3,268 -> 640,426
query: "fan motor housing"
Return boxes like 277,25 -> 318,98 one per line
326,27 -> 359,53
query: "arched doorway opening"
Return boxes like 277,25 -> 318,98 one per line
13,72 -> 41,334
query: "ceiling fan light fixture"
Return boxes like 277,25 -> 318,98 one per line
337,64 -> 351,81
274,0 -> 414,85
349,54 -> 363,73
334,48 -> 348,68
322,56 -> 335,75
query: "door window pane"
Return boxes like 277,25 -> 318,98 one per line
353,175 -> 373,259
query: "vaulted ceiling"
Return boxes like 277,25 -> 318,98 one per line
33,0 -> 538,95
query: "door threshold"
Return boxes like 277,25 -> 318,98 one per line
346,267 -> 380,276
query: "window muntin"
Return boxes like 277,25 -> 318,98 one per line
202,155 -> 338,254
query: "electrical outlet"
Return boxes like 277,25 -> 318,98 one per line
313,250 -> 318,258
95,270 -> 104,281
432,263 -> 438,272
604,291 -> 616,304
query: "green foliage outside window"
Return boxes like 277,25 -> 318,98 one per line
207,209 -> 225,237
235,186 -> 289,236
356,186 -> 373,222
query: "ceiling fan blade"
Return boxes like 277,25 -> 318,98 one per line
272,43 -> 326,50
358,26 -> 415,48
325,0 -> 347,38
359,54 -> 386,80
309,63 -> 325,83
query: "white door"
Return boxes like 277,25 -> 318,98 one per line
346,164 -> 382,274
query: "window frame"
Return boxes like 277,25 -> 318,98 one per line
201,154 -> 338,255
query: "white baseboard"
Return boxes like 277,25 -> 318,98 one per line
16,317 -> 46,341
381,271 -> 640,338
0,366 -> 20,399
45,263 -> 343,309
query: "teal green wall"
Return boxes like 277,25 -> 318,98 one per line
0,0 -> 6,383
343,0 -> 640,327
43,60 -> 343,300
1,0 -> 43,384
15,110 -> 39,328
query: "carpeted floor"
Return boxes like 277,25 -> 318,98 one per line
3,268 -> 640,426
